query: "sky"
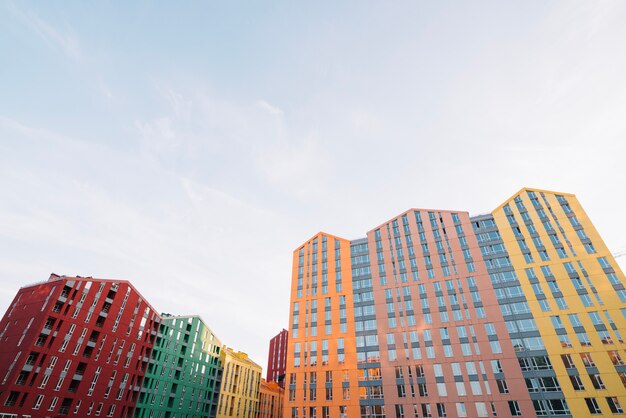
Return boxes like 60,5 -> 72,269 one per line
1,1 -> 625,369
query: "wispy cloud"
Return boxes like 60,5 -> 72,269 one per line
7,2 -> 81,60
0,115 -> 302,365
256,99 -> 283,116
2,1 -> 626,368
5,2 -> 120,102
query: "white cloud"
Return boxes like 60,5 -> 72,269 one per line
2,0 -> 626,369
256,100 -> 283,116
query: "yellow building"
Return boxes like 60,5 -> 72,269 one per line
488,188 -> 626,416
217,347 -> 262,418
257,378 -> 284,418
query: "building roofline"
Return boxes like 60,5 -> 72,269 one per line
160,313 -> 222,344
292,231 -> 350,253
21,274 -> 157,325
222,346 -> 263,369
491,187 -> 576,213
367,207 -> 470,234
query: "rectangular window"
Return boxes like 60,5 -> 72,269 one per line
508,401 -> 522,416
585,398 -> 602,415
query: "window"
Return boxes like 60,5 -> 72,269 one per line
48,397 -> 58,412
475,403 -> 488,418
607,397 -> 624,414
491,360 -> 503,374
580,294 -> 594,307
456,326 -> 467,338
395,405 -> 405,418
550,316 -> 564,329
569,375 -> 585,391
465,362 -> 477,375
568,314 -> 583,327
589,374 -> 605,390
4,391 -> 19,407
585,398 -> 602,415
32,394 -> 44,410
555,297 -> 568,309
608,351 -> 624,366
580,352 -> 596,367
598,331 -> 614,344
437,403 -> 447,418
461,343 -> 472,356
577,333 -> 592,346
588,311 -> 603,325
561,354 -> 575,369
597,257 -> 611,269
456,382 -> 467,396
558,334 -> 572,348
508,401 -> 522,416
496,379 -> 509,394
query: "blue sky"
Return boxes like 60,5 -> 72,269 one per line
1,1 -> 626,368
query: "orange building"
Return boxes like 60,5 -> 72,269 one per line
285,233 -> 360,418
258,378 -> 284,418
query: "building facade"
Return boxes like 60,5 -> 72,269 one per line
0,274 -> 160,418
217,347 -> 262,418
258,378 -> 284,418
134,315 -> 223,418
284,188 -> 626,418
267,329 -> 289,387
472,188 -> 626,417
286,233 -> 361,418
0,275 -> 229,418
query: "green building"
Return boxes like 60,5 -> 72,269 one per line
135,314 -> 223,418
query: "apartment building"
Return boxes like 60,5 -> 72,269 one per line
134,315 -> 222,418
0,275 -> 226,418
258,378 -> 284,418
0,274 -> 159,417
284,188 -> 626,418
217,348 -> 262,418
267,328 -> 289,388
